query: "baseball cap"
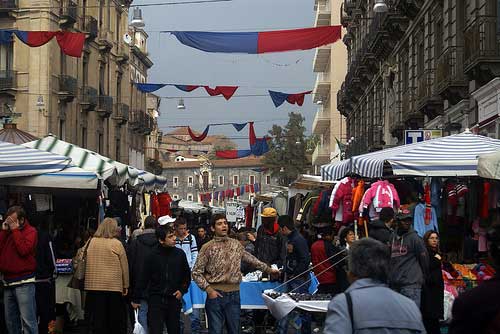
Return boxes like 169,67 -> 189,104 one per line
396,208 -> 413,221
260,207 -> 278,218
158,215 -> 176,226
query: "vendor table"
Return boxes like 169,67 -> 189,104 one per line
183,273 -> 319,313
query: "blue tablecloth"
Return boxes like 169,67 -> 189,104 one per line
183,273 -> 319,312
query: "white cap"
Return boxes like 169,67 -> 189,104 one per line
158,215 -> 176,226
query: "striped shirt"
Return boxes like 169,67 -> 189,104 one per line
175,233 -> 198,269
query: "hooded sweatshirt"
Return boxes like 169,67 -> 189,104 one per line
128,230 -> 158,300
389,228 -> 429,287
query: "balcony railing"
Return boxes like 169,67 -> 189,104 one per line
60,0 -> 78,25
436,46 -> 466,93
113,103 -> 129,124
312,143 -> 330,166
82,16 -> 98,40
0,70 -> 16,90
97,95 -> 113,118
0,0 -> 17,12
80,86 -> 97,110
402,88 -> 416,120
417,70 -> 435,105
464,15 -> 500,71
59,75 -> 78,95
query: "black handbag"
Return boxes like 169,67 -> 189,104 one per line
67,238 -> 92,290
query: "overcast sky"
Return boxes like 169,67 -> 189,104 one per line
135,0 -> 316,148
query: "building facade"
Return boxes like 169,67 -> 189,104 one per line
0,0 -> 154,167
338,0 -> 500,156
312,0 -> 348,173
162,157 -> 278,204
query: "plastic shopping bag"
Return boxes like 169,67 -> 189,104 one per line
133,310 -> 146,334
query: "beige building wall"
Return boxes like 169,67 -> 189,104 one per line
311,0 -> 347,173
0,0 -> 153,166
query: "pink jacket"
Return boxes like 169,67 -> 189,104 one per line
331,177 -> 354,224
361,180 -> 400,213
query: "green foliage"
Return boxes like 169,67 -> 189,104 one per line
263,112 -> 309,186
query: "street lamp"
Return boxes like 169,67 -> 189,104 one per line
177,98 -> 186,110
373,0 -> 389,13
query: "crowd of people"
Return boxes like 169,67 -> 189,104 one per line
0,203 -> 499,334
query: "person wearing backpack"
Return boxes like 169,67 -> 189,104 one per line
324,238 -> 425,334
174,218 -> 200,334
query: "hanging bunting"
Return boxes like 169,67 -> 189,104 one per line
215,122 -> 270,159
268,90 -> 312,107
0,30 -> 85,57
204,86 -> 238,100
135,83 -> 167,93
135,83 -> 239,100
187,126 -> 210,142
175,85 -> 200,92
232,123 -> 247,131
168,25 -> 342,54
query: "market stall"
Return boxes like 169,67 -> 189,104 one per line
478,151 -> 500,180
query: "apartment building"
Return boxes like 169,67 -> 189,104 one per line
311,0 -> 347,173
0,0 -> 154,166
338,0 -> 500,157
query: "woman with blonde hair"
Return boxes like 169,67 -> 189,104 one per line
84,218 -> 129,334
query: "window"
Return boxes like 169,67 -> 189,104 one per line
173,194 -> 179,200
173,176 -> 179,188
202,171 -> 209,190
266,175 -> 271,185
115,139 -> 120,161
0,42 -> 13,72
187,193 -> 193,201
59,119 -> 65,141
188,176 -> 193,187
233,175 -> 239,185
98,133 -> 103,154
218,175 -> 224,186
249,175 -> 255,185
81,127 -> 87,148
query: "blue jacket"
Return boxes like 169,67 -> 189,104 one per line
324,278 -> 425,334
285,230 -> 310,278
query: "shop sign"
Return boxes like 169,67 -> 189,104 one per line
405,129 -> 442,144
226,201 -> 238,222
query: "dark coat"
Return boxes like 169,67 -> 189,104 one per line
255,224 -> 286,267
368,220 -> 392,246
133,244 -> 191,305
127,231 -> 157,300
449,276 -> 500,334
421,249 -> 444,319
285,230 -> 311,278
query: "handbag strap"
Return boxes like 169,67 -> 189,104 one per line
82,238 -> 93,260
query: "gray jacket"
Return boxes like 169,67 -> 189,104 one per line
323,278 -> 426,334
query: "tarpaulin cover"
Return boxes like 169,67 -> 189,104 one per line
170,26 -> 342,54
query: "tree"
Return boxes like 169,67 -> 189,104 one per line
263,112 -> 309,186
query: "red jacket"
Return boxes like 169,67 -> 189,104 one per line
311,239 -> 336,285
331,178 -> 354,225
0,223 -> 38,282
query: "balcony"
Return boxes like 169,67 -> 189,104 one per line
417,70 -> 443,120
59,0 -> 78,27
130,110 -> 145,132
113,103 -> 129,125
0,0 -> 17,15
98,31 -> 113,52
435,46 -> 468,105
464,15 -> 500,85
313,72 -> 331,103
313,45 -> 331,72
0,70 -> 17,95
394,0 -> 424,20
80,86 -> 97,111
367,126 -> 384,151
314,0 -> 331,27
142,114 -> 154,135
389,102 -> 405,140
312,107 -> 330,135
58,75 -> 78,102
312,143 -> 330,166
96,95 -> 113,118
402,88 -> 424,128
82,16 -> 98,40
337,84 -> 348,116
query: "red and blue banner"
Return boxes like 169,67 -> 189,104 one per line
216,122 -> 270,159
169,25 -> 342,54
135,83 -> 239,100
269,90 -> 312,107
0,30 -> 85,57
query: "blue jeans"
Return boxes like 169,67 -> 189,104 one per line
138,300 -> 148,334
205,290 -> 240,334
4,283 -> 38,334
398,284 -> 422,308
277,278 -> 311,334
180,308 -> 201,333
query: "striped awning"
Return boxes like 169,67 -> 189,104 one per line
138,170 -> 167,192
321,132 -> 500,180
1,165 -> 99,189
478,151 -> 500,180
0,140 -> 72,178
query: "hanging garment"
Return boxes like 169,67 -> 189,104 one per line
351,180 -> 365,213
330,177 -> 355,225
361,180 -> 400,219
413,203 -> 439,237
157,192 -> 172,217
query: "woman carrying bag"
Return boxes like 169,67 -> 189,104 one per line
83,218 -> 129,334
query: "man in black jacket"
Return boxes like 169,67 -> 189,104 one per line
369,207 -> 395,246
277,215 -> 311,334
132,224 -> 191,334
128,216 -> 157,332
